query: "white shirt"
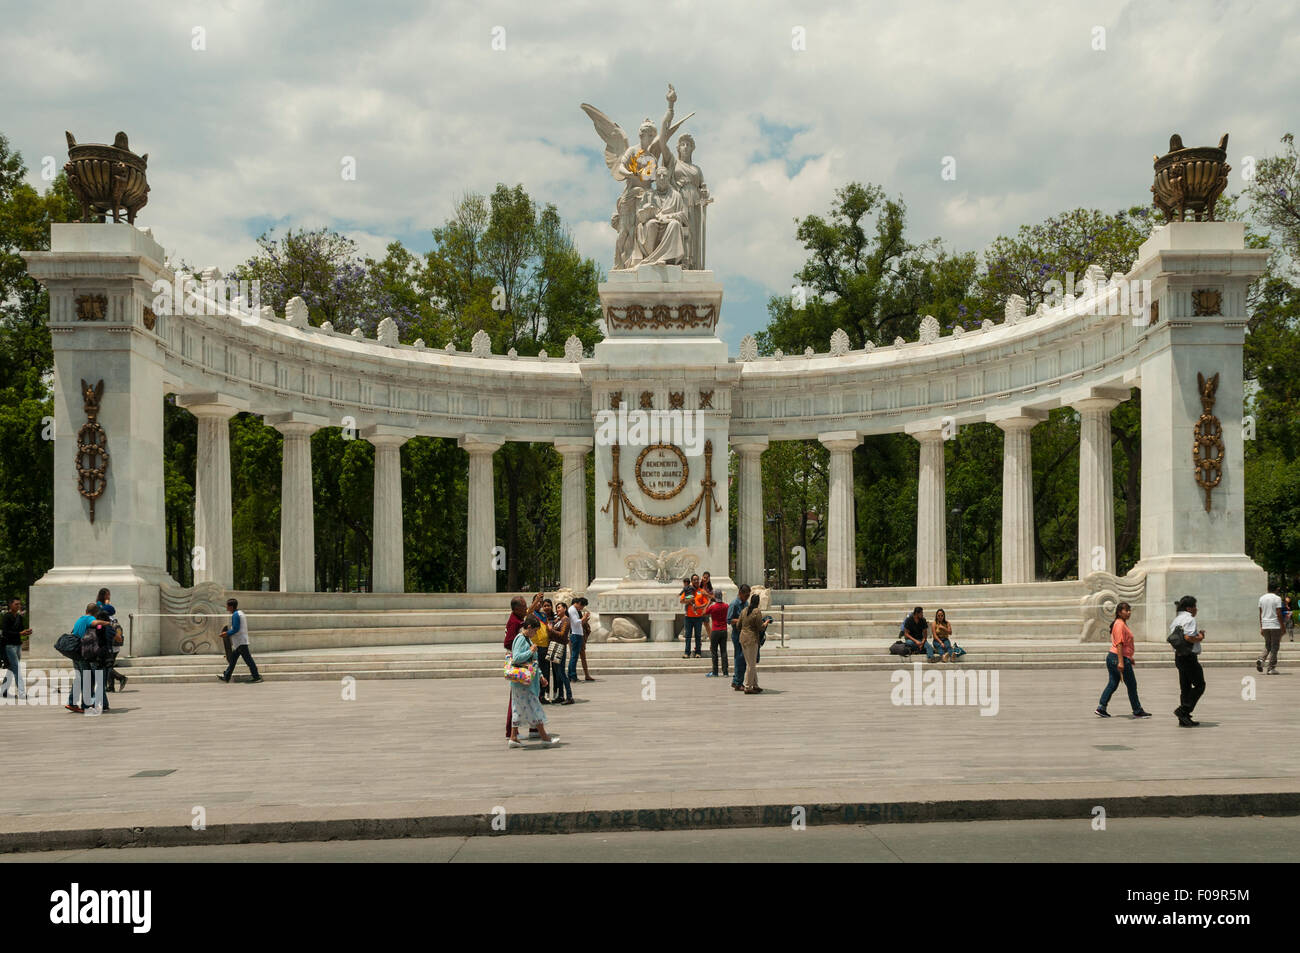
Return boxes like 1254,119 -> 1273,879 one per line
1259,593 -> 1283,630
567,604 -> 584,638
1172,610 -> 1200,655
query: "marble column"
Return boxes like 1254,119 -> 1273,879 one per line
820,431 -> 861,589
554,439 -> 592,592
1074,398 -> 1119,578
996,415 -> 1042,585
912,429 -> 947,587
178,395 -> 247,589
365,426 -> 414,594
268,413 -> 327,592
732,438 -> 769,587
459,435 -> 504,593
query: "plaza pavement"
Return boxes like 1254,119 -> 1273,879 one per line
0,663 -> 1297,851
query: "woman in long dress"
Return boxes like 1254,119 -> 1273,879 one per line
509,616 -> 560,747
662,133 -> 708,269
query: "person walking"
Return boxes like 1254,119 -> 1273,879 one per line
728,584 -> 751,691
96,587 -> 128,692
738,592 -> 770,694
508,616 -> 559,747
1258,583 -> 1284,675
0,597 -> 31,701
82,612 -> 117,715
216,598 -> 262,683
706,589 -> 730,678
65,603 -> 99,713
1094,602 -> 1151,718
1169,595 -> 1206,727
504,596 -> 530,739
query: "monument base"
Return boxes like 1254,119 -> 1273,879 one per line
1132,554 -> 1266,644
587,575 -> 738,642
28,566 -> 174,659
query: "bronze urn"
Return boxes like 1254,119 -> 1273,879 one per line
1151,133 -> 1230,223
64,131 -> 150,225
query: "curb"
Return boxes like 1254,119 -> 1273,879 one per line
4,791 -> 1299,853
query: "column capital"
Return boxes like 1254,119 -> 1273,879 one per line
362,424 -> 416,448
818,430 -> 861,452
1070,396 -> 1122,415
731,437 -> 769,455
906,427 -> 946,444
459,434 -> 505,455
553,437 -> 594,455
266,411 -> 329,437
990,409 -> 1048,432
176,393 -> 249,419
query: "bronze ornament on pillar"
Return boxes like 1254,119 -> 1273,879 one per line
602,440 -> 724,544
1193,372 -> 1224,512
64,131 -> 150,225
76,294 -> 107,321
76,379 -> 110,523
1151,133 -> 1230,223
1192,289 -> 1222,316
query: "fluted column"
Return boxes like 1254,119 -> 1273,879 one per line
732,438 -> 769,586
912,429 -> 947,587
1074,398 -> 1120,577
178,394 -> 247,589
459,435 -> 504,593
365,426 -> 414,593
820,431 -> 861,589
554,439 -> 592,592
268,413 -> 327,592
995,414 -> 1041,585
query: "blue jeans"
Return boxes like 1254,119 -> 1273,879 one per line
1,644 -> 22,697
1098,652 -> 1143,713
925,638 -> 952,660
568,631 -> 584,681
68,659 -> 86,707
683,617 -> 703,653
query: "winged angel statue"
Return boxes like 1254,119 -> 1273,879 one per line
581,84 -> 711,271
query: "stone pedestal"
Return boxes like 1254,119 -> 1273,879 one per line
1130,222 -> 1269,641
23,224 -> 174,656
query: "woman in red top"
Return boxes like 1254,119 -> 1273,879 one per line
1095,602 -> 1151,718
705,590 -> 731,678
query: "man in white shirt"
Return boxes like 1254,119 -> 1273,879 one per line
566,598 -> 586,683
1258,584 -> 1284,675
217,598 -> 262,683
1170,595 -> 1206,727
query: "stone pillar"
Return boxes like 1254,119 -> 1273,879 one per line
459,435 -> 504,593
364,426 -> 414,594
268,413 -> 327,592
554,439 -> 592,592
732,438 -> 769,587
994,414 -> 1043,585
911,429 -> 947,587
1073,398 -> 1120,577
177,394 -> 248,589
820,431 -> 861,589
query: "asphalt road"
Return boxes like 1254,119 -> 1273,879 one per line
5,815 -> 1297,863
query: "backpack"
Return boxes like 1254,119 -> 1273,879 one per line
889,640 -> 909,656
54,632 -> 82,661
80,628 -> 100,660
1167,623 -> 1192,655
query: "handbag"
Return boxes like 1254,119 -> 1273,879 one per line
503,659 -> 536,684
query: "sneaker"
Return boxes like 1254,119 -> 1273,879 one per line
117,674 -> 128,688
1094,707 -> 1111,718
250,676 -> 263,683
1133,711 -> 1152,718
84,706 -> 102,716
508,739 -> 522,748
543,735 -> 561,746
705,672 -> 717,677
64,704 -> 83,713
732,684 -> 743,691
682,653 -> 691,659
692,652 -> 702,658
1266,669 -> 1279,675
562,698 -> 575,705
1257,659 -> 1264,672
216,674 -> 230,683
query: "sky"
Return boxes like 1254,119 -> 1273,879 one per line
3,0 -> 1296,348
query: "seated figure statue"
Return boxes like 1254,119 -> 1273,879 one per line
636,166 -> 690,266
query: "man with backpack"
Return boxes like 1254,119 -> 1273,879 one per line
81,611 -> 116,715
61,603 -> 99,712
1168,595 -> 1206,727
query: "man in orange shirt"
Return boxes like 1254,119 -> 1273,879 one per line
679,576 -> 708,658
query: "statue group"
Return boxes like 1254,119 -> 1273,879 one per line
582,84 -> 711,271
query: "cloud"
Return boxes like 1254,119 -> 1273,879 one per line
6,0 -> 1295,345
